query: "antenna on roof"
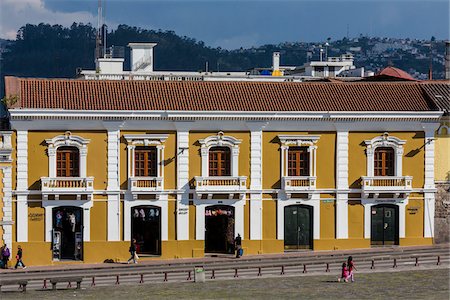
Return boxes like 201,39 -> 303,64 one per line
95,0 -> 107,62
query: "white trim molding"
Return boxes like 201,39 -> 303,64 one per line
194,198 -> 245,241
362,132 -> 412,199
124,134 -> 169,199
176,130 -> 190,241
277,194 -> 321,240
1,167 -> 13,247
361,198 -> 408,240
336,131 -> 349,239
107,129 -> 121,241
41,132 -> 94,201
199,131 -> 242,177
195,132 -> 247,199
43,200 -> 93,242
45,131 -> 90,177
364,132 -> 405,177
16,130 -> 28,242
123,195 -> 168,242
278,135 -> 320,199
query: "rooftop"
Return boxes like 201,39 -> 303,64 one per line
4,76 -> 443,112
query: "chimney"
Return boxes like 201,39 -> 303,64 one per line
446,41 -> 450,80
272,52 -> 280,72
128,43 -> 157,72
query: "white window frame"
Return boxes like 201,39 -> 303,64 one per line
364,132 -> 405,177
198,131 -> 242,177
278,135 -> 320,177
45,131 -> 90,177
124,134 -> 169,179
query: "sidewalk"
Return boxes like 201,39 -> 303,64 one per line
1,243 -> 448,274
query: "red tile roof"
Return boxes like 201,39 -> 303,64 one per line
377,66 -> 416,81
4,76 -> 439,112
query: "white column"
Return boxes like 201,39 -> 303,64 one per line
195,204 -> 205,240
231,147 -> 239,177
250,129 -> 263,240
336,131 -> 349,239
177,130 -> 190,240
107,129 -> 121,241
16,131 -> 28,242
281,146 -> 287,177
423,124 -> 438,238
1,167 -> 13,247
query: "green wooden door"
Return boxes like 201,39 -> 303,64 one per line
284,205 -> 313,250
371,205 -> 399,245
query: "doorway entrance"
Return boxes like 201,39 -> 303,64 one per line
131,206 -> 161,255
52,206 -> 83,260
284,205 -> 313,250
205,205 -> 235,254
371,204 -> 399,246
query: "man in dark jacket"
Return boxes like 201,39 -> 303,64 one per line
235,234 -> 242,258
14,245 -> 26,269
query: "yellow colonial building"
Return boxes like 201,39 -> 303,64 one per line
0,76 -> 447,266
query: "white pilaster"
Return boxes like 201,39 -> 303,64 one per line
336,131 -> 349,239
249,128 -> 263,240
16,131 -> 28,191
424,193 -> 435,238
177,130 -> 190,240
16,131 -> 28,242
107,129 -> 121,241
1,167 -> 13,247
422,124 -> 439,238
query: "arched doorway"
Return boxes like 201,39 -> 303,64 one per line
371,204 -> 399,246
205,205 -> 235,254
52,206 -> 83,260
284,205 -> 313,250
131,206 -> 161,255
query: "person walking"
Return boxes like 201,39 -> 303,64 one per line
1,244 -> 10,269
337,262 -> 349,282
127,239 -> 138,264
235,233 -> 242,258
347,256 -> 357,282
14,245 -> 26,269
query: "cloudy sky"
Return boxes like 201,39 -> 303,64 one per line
1,0 -> 449,49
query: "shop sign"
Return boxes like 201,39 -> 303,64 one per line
407,207 -> 420,215
28,212 -> 44,221
178,208 -> 189,215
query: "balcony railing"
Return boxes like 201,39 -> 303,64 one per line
361,176 -> 412,198
41,177 -> 94,193
194,176 -> 247,199
129,177 -> 163,192
281,176 -> 316,198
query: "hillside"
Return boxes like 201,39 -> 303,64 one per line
1,23 -> 446,98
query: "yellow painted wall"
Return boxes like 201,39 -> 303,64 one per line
168,199 -> 176,241
90,200 -> 107,242
348,200 -> 364,239
405,198 -> 424,238
119,131 -> 177,190
348,132 -> 425,189
262,132 -> 336,189
262,199 -> 277,240
189,132 -> 250,187
435,120 -> 450,181
28,202 -> 45,242
27,131 -> 108,190
320,201 -> 335,239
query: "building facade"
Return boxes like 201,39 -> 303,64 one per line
0,77 -> 446,265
